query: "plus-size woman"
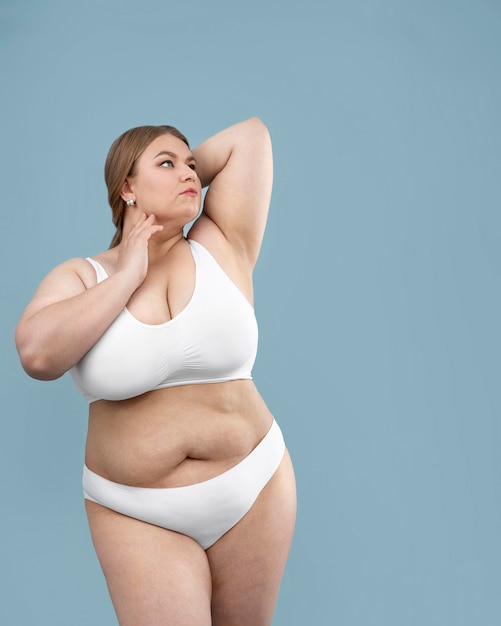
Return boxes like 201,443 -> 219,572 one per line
15,117 -> 296,626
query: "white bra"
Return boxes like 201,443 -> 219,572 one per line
70,239 -> 258,403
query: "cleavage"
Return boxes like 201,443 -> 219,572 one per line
125,251 -> 196,325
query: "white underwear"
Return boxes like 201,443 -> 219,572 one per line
83,420 -> 285,549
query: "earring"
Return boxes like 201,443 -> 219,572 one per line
126,199 -> 135,207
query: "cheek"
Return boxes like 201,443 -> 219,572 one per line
138,172 -> 172,196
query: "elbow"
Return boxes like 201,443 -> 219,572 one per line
18,349 -> 63,381
15,332 -> 63,381
240,118 -> 272,154
244,117 -> 270,138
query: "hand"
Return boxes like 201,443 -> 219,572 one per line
116,213 -> 163,288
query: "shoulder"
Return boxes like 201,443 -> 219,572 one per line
188,214 -> 236,267
34,254 -> 107,295
188,216 -> 254,299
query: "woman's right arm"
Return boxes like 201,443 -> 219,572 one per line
15,260 -> 136,380
15,213 -> 162,381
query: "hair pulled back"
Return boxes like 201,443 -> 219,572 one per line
105,125 -> 190,248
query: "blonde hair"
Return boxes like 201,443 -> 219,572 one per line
105,125 -> 190,248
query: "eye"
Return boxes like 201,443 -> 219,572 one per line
189,163 -> 197,171
160,160 -> 173,168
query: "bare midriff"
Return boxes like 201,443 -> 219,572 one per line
85,379 -> 274,489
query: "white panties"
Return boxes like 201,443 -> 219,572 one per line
83,420 -> 285,549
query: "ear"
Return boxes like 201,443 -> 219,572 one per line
120,179 -> 135,204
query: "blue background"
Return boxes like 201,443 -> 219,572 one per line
2,1 -> 501,624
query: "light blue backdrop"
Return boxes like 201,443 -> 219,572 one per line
2,1 -> 500,624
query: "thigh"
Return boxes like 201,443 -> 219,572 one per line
85,500 -> 212,626
207,450 -> 297,626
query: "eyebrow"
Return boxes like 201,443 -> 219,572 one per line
153,150 -> 196,163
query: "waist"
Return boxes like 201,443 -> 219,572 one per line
85,380 -> 274,488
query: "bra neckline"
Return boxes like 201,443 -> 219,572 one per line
87,239 -> 254,328
89,240 -> 199,328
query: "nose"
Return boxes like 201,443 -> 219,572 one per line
181,165 -> 197,182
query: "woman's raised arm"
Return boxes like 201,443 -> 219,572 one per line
191,117 -> 273,266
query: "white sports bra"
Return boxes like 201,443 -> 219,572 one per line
70,239 -> 258,403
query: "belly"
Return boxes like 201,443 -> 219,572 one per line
85,380 -> 273,488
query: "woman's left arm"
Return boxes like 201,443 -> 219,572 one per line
192,117 -> 273,267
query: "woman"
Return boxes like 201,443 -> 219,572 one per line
15,118 -> 296,625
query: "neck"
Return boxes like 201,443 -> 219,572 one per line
122,212 -> 187,261
147,230 -> 186,261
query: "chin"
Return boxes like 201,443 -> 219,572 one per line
186,205 -> 202,220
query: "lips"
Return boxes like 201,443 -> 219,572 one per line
181,188 -> 198,196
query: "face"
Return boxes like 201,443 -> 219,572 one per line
124,134 -> 201,223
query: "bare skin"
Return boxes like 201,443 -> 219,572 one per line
16,118 -> 296,625
86,449 -> 296,626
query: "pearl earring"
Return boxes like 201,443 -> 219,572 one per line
126,199 -> 135,207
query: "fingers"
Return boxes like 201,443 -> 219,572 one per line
127,213 -> 163,241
